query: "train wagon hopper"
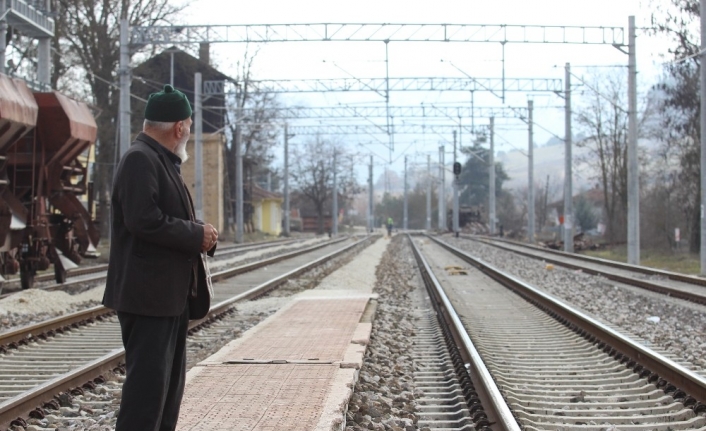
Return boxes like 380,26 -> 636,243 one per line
0,74 -> 38,287
4,81 -> 99,289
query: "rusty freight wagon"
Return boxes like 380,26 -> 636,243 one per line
0,73 -> 99,290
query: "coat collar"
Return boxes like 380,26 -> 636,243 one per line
134,133 -> 194,221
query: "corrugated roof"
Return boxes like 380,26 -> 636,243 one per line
252,184 -> 283,201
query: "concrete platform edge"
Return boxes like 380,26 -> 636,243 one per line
314,321 -> 374,431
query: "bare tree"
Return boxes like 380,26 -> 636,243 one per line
575,71 -> 634,242
221,46 -> 282,234
535,175 -> 562,233
290,137 -> 358,234
47,0 -> 185,239
648,0 -> 702,251
496,190 -> 524,238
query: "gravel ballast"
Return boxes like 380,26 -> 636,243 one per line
345,236 -> 421,431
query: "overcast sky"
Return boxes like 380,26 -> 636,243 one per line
185,0 -> 673,184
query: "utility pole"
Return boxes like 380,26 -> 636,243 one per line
170,52 -> 175,86
194,73 -> 204,221
235,104 -> 244,244
701,5 -> 706,274
528,100 -> 535,243
38,37 -> 50,87
627,15 -> 640,265
427,154 -> 432,231
119,19 -> 131,157
489,117 -> 496,235
283,124 -> 290,236
368,155 -> 374,232
332,149 -> 338,236
439,145 -> 446,230
0,1 -> 6,75
564,63 -> 574,253
403,156 -> 408,230
452,131 -> 460,234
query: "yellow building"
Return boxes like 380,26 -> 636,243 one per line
252,185 -> 283,236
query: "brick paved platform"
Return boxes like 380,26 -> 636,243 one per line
176,295 -> 373,431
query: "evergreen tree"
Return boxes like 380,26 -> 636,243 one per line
457,140 -> 509,208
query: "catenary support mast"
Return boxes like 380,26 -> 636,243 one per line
427,154 -> 432,231
564,63 -> 574,252
283,124 -> 290,236
627,15 -> 640,265
489,117 -> 496,235
528,100 -> 535,242
194,73 -> 204,220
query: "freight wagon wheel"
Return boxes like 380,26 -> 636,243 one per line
20,270 -> 34,290
54,265 -> 67,284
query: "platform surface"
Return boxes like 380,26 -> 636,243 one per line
176,296 -> 372,431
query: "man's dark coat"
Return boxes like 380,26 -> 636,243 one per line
103,133 -> 212,318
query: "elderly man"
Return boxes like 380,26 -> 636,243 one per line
103,84 -> 218,431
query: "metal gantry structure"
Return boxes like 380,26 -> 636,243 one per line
129,23 -> 624,45
239,77 -> 563,94
119,20 -> 635,246
0,7 -> 661,266
0,0 -> 54,87
236,105 -> 529,120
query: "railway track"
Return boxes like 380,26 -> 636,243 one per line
461,235 -> 706,306
409,234 -> 706,430
0,235 -> 375,428
0,237 -> 307,298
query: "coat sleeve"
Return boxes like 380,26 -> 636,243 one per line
117,150 -> 203,254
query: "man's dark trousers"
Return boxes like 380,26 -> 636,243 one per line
115,304 -> 189,431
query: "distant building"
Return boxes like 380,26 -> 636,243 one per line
131,46 -> 258,237
251,185 -> 283,236
290,192 -> 333,234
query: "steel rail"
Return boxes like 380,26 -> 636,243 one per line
428,235 -> 706,405
0,349 -> 124,429
0,238 -> 302,293
408,235 -> 521,431
0,306 -> 112,350
469,235 -> 706,305
480,235 -> 706,286
191,236 -> 373,327
0,235 -> 375,428
0,237 -> 348,350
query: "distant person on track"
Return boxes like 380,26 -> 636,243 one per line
386,217 -> 393,237
103,84 -> 218,431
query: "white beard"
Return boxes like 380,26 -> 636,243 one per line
175,135 -> 189,163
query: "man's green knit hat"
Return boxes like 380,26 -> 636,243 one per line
144,84 -> 192,122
